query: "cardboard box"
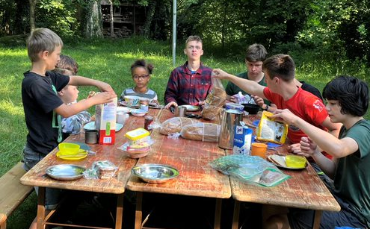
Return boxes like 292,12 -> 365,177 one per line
95,97 -> 117,145
233,125 -> 252,155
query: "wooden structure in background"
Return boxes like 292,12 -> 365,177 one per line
101,0 -> 146,38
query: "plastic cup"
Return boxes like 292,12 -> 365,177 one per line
251,143 -> 268,159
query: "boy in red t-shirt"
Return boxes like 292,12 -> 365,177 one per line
213,54 -> 342,154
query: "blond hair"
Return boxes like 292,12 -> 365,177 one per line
27,28 -> 63,62
185,35 -> 202,46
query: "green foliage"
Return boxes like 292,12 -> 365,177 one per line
296,0 -> 370,64
36,0 -> 80,37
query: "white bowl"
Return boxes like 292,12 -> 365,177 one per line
131,109 -> 147,117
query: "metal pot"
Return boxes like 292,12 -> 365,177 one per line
218,109 -> 243,149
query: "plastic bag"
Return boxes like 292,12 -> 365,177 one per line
181,123 -> 220,142
256,111 -> 288,144
83,160 -> 118,179
202,77 -> 227,121
209,155 -> 290,187
159,117 -> 200,135
204,77 -> 227,107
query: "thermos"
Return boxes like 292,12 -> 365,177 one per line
218,109 -> 244,149
175,106 -> 186,117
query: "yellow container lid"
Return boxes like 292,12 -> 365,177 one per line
125,128 -> 150,141
285,155 -> 307,168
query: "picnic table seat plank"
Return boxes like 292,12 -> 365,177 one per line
0,213 -> 6,229
0,162 -> 34,217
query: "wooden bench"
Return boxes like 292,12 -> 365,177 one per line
0,162 -> 34,228
0,214 -> 6,229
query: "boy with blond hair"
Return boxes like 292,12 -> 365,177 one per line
22,28 -> 116,228
164,35 -> 212,109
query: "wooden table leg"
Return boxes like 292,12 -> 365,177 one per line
312,210 -> 322,229
214,199 -> 222,229
115,193 -> 124,229
37,187 -> 46,229
232,200 -> 241,229
135,192 -> 143,229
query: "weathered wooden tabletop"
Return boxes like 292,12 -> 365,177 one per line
230,114 -> 340,211
20,108 -> 161,194
230,114 -> 341,229
126,109 -> 231,198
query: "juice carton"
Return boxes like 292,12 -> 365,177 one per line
233,125 -> 252,155
95,97 -> 117,145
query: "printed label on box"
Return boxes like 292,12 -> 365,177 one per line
233,125 -> 252,155
96,97 -> 117,145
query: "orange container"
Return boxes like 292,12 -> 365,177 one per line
251,143 -> 268,159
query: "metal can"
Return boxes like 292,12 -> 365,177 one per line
144,115 -> 154,131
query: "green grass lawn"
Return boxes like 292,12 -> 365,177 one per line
0,37 -> 369,228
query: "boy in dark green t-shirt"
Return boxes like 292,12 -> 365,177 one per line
270,76 -> 370,229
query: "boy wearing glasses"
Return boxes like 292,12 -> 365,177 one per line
164,35 -> 212,109
120,59 -> 158,102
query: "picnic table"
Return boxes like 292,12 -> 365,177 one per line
20,107 -> 340,229
228,144 -> 341,229
20,108 -> 161,229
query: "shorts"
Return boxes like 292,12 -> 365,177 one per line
23,144 -> 63,210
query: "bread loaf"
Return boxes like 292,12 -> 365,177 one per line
160,117 -> 200,135
201,105 -> 223,122
181,123 -> 220,142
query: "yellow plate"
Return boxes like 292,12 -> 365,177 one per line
57,149 -> 88,161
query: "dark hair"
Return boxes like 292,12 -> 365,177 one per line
56,54 -> 78,75
323,75 -> 369,117
262,54 -> 295,82
246,44 -> 268,62
130,59 -> 154,75
53,68 -> 73,76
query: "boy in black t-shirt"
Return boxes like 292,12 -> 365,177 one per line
22,28 -> 116,229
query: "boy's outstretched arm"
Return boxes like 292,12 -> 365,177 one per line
55,92 -> 116,118
68,76 -> 115,94
212,69 -> 266,99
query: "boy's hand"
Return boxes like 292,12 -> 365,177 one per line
272,109 -> 298,125
251,95 -> 265,107
212,69 -> 230,79
300,137 -> 319,157
90,92 -> 116,104
96,81 -> 116,95
165,101 -> 178,109
228,95 -> 238,103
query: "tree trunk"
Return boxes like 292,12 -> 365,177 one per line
84,0 -> 103,38
142,0 -> 157,38
109,0 -> 113,37
29,0 -> 36,32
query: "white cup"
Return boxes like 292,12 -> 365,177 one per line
117,112 -> 126,125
